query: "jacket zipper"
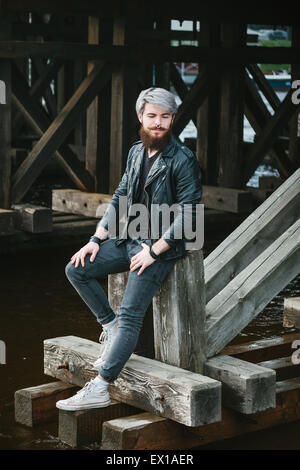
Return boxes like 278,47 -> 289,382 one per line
143,167 -> 167,238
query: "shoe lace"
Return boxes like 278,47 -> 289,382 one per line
74,380 -> 97,399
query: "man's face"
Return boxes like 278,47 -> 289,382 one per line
138,103 -> 174,150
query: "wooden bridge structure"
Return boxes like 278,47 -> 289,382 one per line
1,0 -> 299,449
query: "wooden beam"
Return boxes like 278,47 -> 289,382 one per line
0,209 -> 17,235
243,88 -> 299,186
202,185 -> 252,213
0,19 -> 11,208
153,249 -> 206,374
1,42 -> 300,64
14,382 -> 79,427
283,297 -> 300,330
173,64 -> 220,136
11,63 -> 95,195
206,218 -> 300,357
100,378 -> 300,450
218,23 -> 246,189
204,168 -> 300,302
288,25 -> 300,171
52,189 -> 111,218
247,64 -> 281,112
44,335 -> 222,427
58,400 -> 142,447
257,356 -> 300,382
196,22 -> 221,186
204,354 -> 276,414
86,16 -> 112,193
244,71 -> 295,180
221,332 -> 300,363
11,203 -> 52,233
11,61 -> 113,203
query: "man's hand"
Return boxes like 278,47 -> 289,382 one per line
71,242 -> 100,268
130,242 -> 156,276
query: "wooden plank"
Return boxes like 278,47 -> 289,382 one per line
204,354 -> 276,414
247,63 -> 281,112
100,378 -> 300,450
288,25 -> 300,172
44,336 -> 222,427
257,356 -> 300,382
0,209 -> 17,235
206,219 -> 300,357
258,176 -> 283,190
152,249 -> 206,374
14,382 -> 79,427
204,168 -> 300,302
52,189 -> 111,218
11,61 -> 113,203
202,185 -> 252,213
58,400 -> 142,447
221,332 -> 300,363
12,203 -> 52,233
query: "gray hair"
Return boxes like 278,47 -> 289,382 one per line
136,87 -> 178,116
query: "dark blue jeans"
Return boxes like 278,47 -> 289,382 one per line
65,238 -> 178,382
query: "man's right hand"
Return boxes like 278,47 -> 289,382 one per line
70,242 -> 100,268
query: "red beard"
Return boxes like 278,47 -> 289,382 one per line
139,126 -> 172,152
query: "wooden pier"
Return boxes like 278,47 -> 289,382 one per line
0,0 -> 299,450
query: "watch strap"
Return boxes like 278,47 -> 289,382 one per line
149,245 -> 159,260
89,236 -> 103,246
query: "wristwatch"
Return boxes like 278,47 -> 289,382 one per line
89,236 -> 103,246
149,245 -> 160,260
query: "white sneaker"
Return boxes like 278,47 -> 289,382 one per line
93,317 -> 119,368
56,377 -> 111,411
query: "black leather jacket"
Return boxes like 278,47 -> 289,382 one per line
99,134 -> 202,261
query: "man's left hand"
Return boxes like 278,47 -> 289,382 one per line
130,242 -> 157,276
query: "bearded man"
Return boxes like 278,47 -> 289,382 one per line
56,87 -> 202,411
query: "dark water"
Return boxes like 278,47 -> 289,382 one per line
0,241 -> 300,450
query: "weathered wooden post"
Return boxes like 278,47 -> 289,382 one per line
152,249 -> 206,374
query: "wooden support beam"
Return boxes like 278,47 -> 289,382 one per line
258,176 -> 283,190
11,61 -> 113,203
44,336 -> 222,427
206,218 -> 300,357
11,203 -> 52,233
173,64 -> 220,137
58,400 -> 142,447
247,64 -> 281,112
11,64 -> 95,195
218,23 -> 246,189
101,412 -> 201,451
1,42 -> 300,64
204,168 -> 300,302
0,209 -> 17,235
244,71 -> 295,180
152,249 -> 206,374
204,354 -> 276,414
221,332 -> 300,363
52,189 -> 111,218
202,185 -> 252,213
14,382 -> 79,427
0,19 -> 11,208
86,16 -> 112,193
257,356 -> 300,382
100,378 -> 300,450
196,22 -> 221,186
243,88 -> 299,186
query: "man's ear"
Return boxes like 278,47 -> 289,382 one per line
138,113 -> 143,124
